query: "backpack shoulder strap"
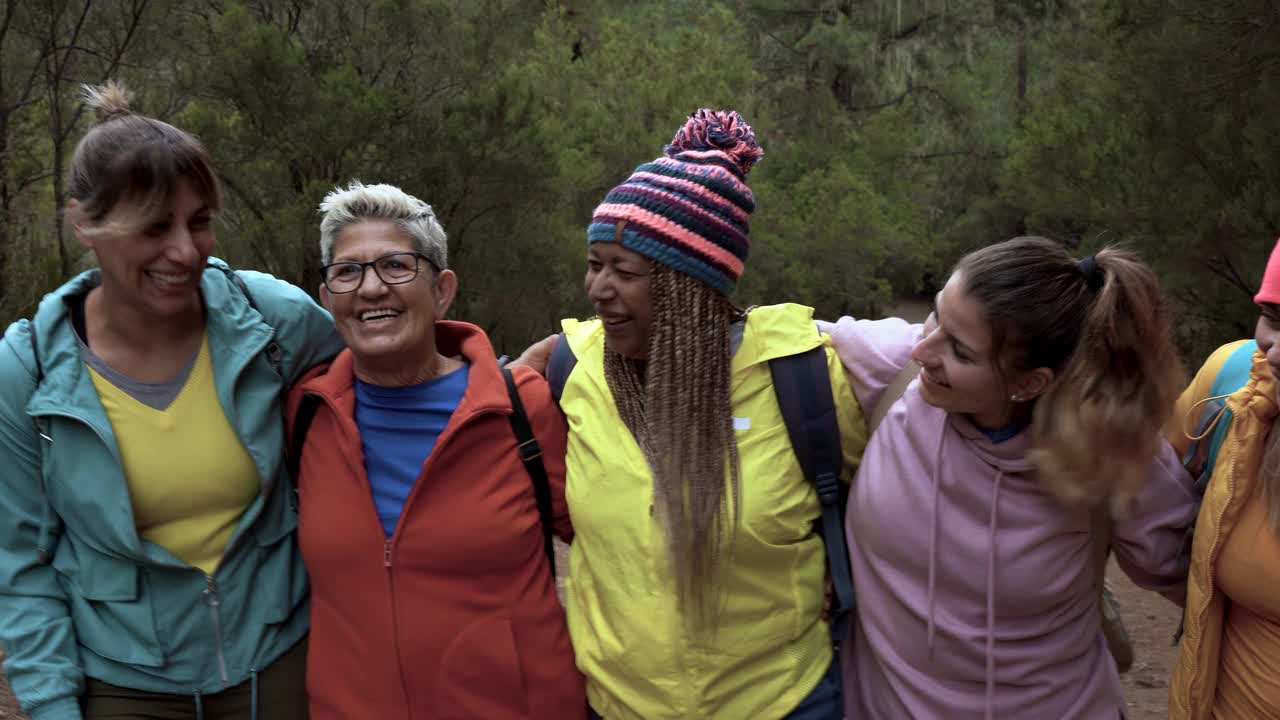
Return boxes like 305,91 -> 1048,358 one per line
546,333 -> 576,406
502,366 -> 556,579
212,263 -> 283,375
287,394 -> 322,487
869,361 -> 919,434
769,345 -> 852,641
28,320 -> 44,385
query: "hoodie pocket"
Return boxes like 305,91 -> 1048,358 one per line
55,551 -> 165,667
436,615 -> 531,720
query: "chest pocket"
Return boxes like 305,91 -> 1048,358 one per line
53,542 -> 166,667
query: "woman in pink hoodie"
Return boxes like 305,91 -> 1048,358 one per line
819,236 -> 1196,719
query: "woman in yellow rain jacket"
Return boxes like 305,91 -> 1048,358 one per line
550,110 -> 865,720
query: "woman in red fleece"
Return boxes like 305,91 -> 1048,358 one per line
287,181 -> 585,720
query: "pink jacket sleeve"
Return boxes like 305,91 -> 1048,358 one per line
1112,441 -> 1196,606
816,316 -> 924,415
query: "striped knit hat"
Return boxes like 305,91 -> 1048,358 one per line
588,109 -> 763,294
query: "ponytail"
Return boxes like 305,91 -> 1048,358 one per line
956,237 -> 1185,509
1028,247 -> 1185,510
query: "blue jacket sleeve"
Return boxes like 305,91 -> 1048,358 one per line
235,270 -> 344,383
0,324 -> 84,720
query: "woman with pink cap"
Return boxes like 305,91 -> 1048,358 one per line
1168,238 -> 1280,719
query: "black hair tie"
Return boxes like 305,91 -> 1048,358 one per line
1077,255 -> 1104,291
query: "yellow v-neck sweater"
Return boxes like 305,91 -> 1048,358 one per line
88,335 -> 259,574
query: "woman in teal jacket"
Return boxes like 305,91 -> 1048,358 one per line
0,83 -> 341,719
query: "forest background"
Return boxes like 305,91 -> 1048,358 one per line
0,0 -> 1276,363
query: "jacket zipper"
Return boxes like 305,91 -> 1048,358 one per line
33,298 -> 283,692
385,538 -> 414,716
36,398 -> 262,693
204,575 -> 231,687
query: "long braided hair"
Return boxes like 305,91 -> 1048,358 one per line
604,261 -> 743,631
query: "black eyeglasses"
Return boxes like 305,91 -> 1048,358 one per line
320,252 -> 440,294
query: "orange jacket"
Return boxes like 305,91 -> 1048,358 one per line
1168,341 -> 1278,719
288,321 -> 583,720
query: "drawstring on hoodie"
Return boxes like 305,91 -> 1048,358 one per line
985,472 -> 1005,720
925,428 -> 947,657
923,420 -> 1007,720
190,670 -> 258,720
251,669 -> 259,720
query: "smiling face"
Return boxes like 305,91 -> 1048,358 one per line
585,242 -> 653,360
910,273 -> 1053,428
321,219 -> 456,366
75,177 -> 214,319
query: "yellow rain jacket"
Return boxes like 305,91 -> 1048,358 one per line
1168,341 -> 1278,719
560,303 -> 866,720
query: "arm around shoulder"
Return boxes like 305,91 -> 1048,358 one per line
0,329 -> 84,720
823,342 -> 868,478
817,315 -> 924,419
1112,439 -> 1197,607
235,270 -> 344,384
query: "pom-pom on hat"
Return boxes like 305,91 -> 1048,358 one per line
588,109 -> 763,295
1256,237 -> 1280,305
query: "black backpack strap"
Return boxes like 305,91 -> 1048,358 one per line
546,333 -> 576,405
502,367 -> 557,578
287,394 -> 322,491
769,346 -> 853,645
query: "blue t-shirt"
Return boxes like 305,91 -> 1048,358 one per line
355,363 -> 470,537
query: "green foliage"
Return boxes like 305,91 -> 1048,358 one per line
0,0 -> 1276,364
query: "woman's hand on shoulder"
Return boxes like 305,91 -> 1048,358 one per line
507,334 -> 558,376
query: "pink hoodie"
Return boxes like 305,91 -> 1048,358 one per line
818,316 -> 1195,720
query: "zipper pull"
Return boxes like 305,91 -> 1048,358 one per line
204,575 -> 219,606
384,539 -> 392,568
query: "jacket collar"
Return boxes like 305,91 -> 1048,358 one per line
27,259 -> 269,417
301,320 -> 510,416
732,303 -> 824,371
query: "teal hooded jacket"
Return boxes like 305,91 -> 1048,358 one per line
0,260 -> 343,720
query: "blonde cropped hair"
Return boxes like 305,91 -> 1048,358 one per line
318,181 -> 447,269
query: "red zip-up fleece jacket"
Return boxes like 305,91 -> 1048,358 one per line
286,321 -> 585,720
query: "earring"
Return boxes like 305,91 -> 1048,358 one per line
1010,394 -> 1021,402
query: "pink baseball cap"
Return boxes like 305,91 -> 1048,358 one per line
1257,238 -> 1280,305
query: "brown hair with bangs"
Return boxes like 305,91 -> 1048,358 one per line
69,81 -> 220,238
956,236 -> 1185,511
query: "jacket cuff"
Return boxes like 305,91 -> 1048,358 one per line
30,696 -> 82,720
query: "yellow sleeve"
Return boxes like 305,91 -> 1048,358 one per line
825,338 -> 867,482
1167,339 -> 1254,455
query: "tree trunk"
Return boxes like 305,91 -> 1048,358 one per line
0,111 -> 10,303
51,98 -> 68,277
